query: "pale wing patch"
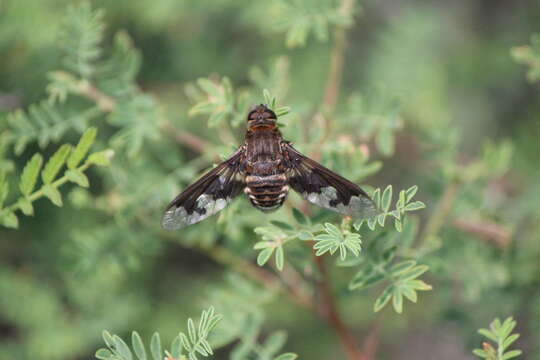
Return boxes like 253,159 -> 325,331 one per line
303,186 -> 377,219
283,142 -> 377,221
162,194 -> 232,230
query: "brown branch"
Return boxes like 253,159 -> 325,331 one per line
271,260 -> 315,310
305,1 -> 371,359
77,81 -> 116,112
208,245 -> 316,310
322,0 -> 356,113
311,0 -> 356,162
75,80 -> 210,155
314,252 -> 367,360
420,180 -> 461,245
139,211 -> 314,311
157,226 -> 315,310
206,245 -> 281,291
453,217 -> 512,248
160,121 -> 210,154
360,313 -> 383,360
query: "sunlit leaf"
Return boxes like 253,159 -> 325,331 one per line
19,154 -> 43,196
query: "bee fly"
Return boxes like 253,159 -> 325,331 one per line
162,104 -> 376,230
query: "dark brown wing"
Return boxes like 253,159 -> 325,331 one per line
282,142 -> 377,219
161,148 -> 246,230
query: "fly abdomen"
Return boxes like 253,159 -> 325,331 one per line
245,173 -> 289,211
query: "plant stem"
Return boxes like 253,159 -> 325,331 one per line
312,0 -> 356,161
361,313 -> 382,360
420,180 -> 461,245
160,121 -> 210,155
453,217 -> 511,248
76,80 -> 210,155
272,260 -> 315,310
157,229 -> 316,310
314,253 -> 367,360
322,0 -> 356,113
78,81 -> 116,112
309,1 -> 368,359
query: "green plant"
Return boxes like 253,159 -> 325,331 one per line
0,127 -> 112,228
95,307 -> 251,360
1,1 -> 535,360
473,317 -> 522,360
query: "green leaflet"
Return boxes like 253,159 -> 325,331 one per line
41,144 -> 72,184
473,317 -> 522,360
60,2 -> 105,79
19,154 -> 43,196
43,184 -> 63,207
68,127 -> 97,169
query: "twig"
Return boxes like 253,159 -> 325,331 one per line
206,245 -> 280,290
272,260 -> 315,310
308,1 -> 370,359
205,245 -> 315,310
360,313 -> 382,360
311,0 -> 356,162
77,81 -> 116,112
160,121 -> 210,154
453,217 -> 512,248
75,80 -> 210,155
420,180 -> 461,244
322,0 -> 356,113
313,252 -> 367,360
158,228 -> 315,310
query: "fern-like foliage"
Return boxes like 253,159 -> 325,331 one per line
313,222 -> 362,260
59,1 -> 105,79
250,182 -> 429,314
0,127 -> 113,228
357,185 -> 426,232
253,184 -> 425,271
473,317 -> 522,360
95,305 -> 297,360
249,57 -> 290,104
206,275 -> 297,360
345,90 -> 403,157
187,76 -> 246,128
342,227 -> 432,314
97,30 -> 142,97
187,77 -> 291,130
230,326 -> 297,360
108,93 -> 161,157
6,101 -> 102,154
6,1 -> 160,159
96,307 -> 221,360
251,183 -> 429,315
273,0 -> 353,48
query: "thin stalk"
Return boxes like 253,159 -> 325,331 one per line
310,0 -> 369,359
420,180 -> 461,245
314,253 -> 367,360
76,79 -> 210,155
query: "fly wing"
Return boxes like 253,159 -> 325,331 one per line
283,142 -> 377,219
161,148 -> 246,230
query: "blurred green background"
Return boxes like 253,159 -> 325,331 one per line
1,0 -> 540,359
